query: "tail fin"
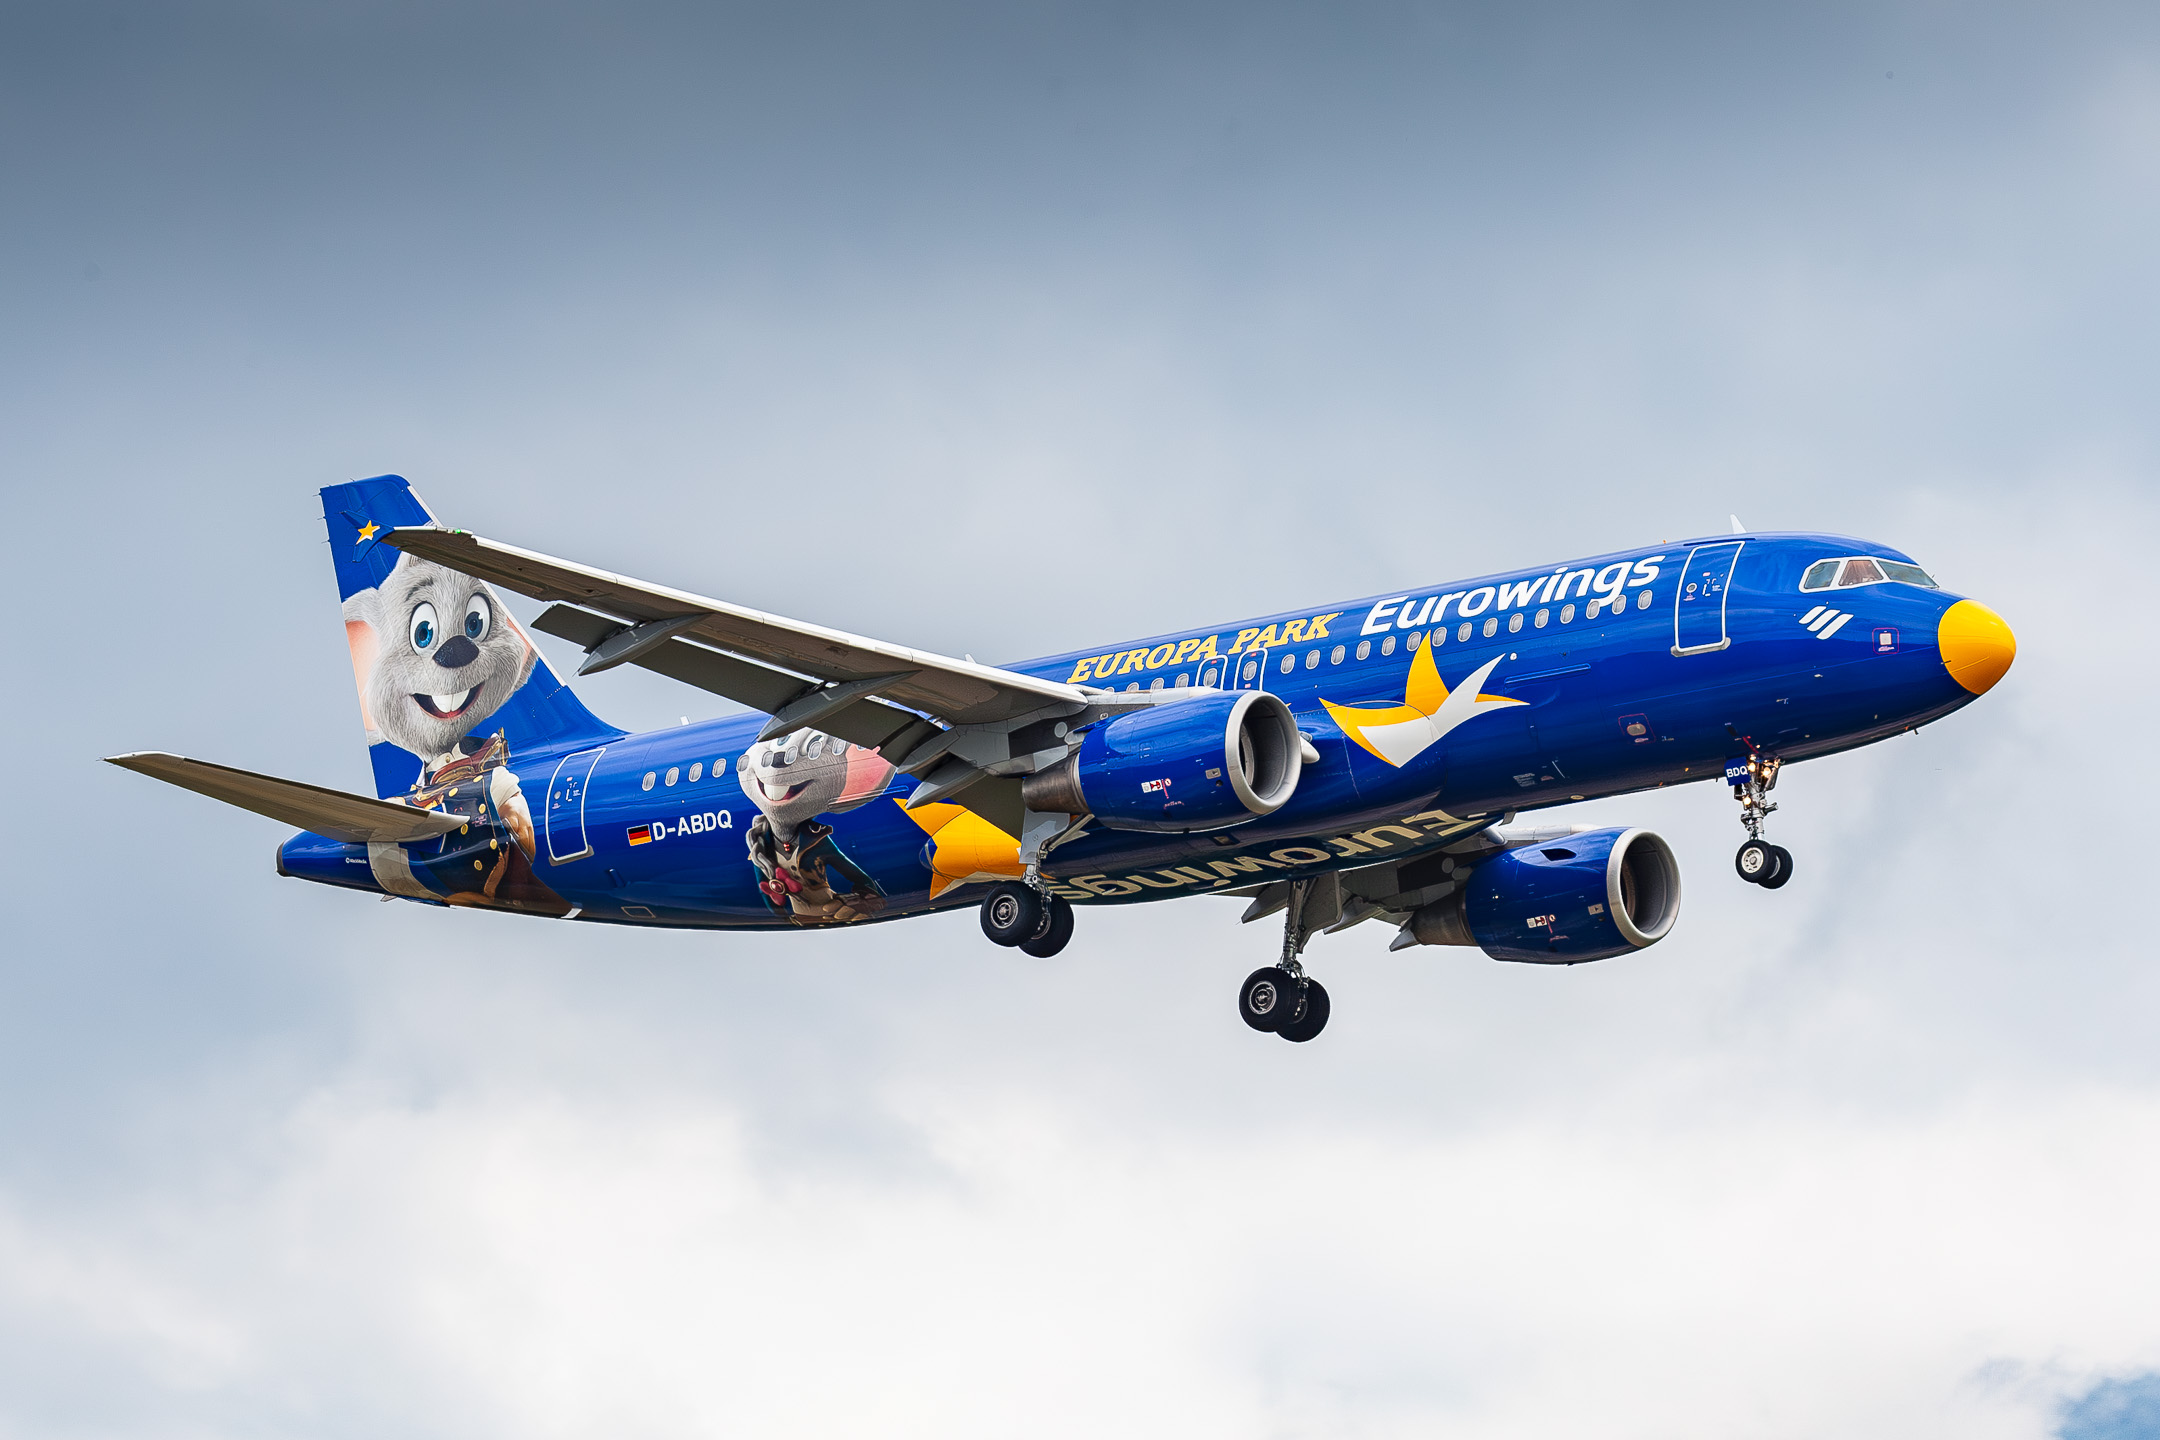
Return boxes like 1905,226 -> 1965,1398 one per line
322,475 -> 622,798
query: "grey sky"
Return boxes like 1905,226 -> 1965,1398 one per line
5,3 -> 2159,1435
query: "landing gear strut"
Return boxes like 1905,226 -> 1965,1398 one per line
1236,876 -> 1332,1042
1729,744 -> 1793,889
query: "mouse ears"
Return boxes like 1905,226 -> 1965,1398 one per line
832,745 -> 895,811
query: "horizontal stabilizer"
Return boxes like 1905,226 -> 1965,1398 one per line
105,752 -> 468,845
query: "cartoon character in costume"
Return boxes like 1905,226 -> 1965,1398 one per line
738,730 -> 892,924
344,554 -> 570,915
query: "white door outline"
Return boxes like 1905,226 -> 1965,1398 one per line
545,746 -> 607,864
1672,542 -> 1745,657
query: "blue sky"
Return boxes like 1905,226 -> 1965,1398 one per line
4,3 -> 2159,1435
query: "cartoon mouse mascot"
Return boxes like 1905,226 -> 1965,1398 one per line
737,730 -> 892,924
345,553 -> 569,915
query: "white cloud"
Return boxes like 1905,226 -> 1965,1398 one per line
5,1048 -> 2160,1438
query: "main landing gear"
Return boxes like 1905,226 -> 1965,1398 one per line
1237,875 -> 1332,1043
1729,745 -> 1793,890
979,880 -> 1075,958
1239,966 -> 1330,1042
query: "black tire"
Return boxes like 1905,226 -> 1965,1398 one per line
1734,839 -> 1775,884
1238,967 -> 1306,1033
1759,845 -> 1793,889
1019,896 -> 1074,957
1278,979 -> 1330,1043
980,882 -> 1045,947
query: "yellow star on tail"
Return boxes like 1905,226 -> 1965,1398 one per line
1320,637 -> 1526,768
356,520 -> 380,542
897,798 -> 1022,898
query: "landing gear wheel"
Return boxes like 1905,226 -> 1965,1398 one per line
1758,845 -> 1794,889
1735,839 -> 1776,884
1018,896 -> 1074,957
980,882 -> 1045,947
1238,967 -> 1306,1033
1277,979 -> 1330,1043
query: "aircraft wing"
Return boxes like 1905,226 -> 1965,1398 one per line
380,528 -> 1089,751
105,752 -> 468,845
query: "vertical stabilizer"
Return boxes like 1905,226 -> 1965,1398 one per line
321,475 -> 622,798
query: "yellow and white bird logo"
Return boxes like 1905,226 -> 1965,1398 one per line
1320,638 -> 1526,767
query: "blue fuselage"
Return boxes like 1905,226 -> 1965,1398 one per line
279,532 -> 1993,926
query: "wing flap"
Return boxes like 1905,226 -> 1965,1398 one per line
384,528 -> 1083,727
630,636 -> 813,715
530,603 -> 625,651
106,752 -> 467,845
533,603 -> 941,755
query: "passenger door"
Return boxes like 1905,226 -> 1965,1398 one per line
545,745 -> 607,864
1672,542 -> 1744,656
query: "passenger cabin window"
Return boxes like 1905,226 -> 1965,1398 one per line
1800,555 -> 1940,592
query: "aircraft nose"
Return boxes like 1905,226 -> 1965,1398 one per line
1937,599 -> 2016,695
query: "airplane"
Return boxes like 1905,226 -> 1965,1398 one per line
110,475 -> 2016,1043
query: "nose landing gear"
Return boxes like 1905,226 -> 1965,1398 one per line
1728,745 -> 1793,889
1734,837 -> 1792,888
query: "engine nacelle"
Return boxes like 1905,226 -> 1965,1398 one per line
1022,690 -> 1304,832
1405,827 -> 1681,963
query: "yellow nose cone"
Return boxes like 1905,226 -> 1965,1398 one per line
1938,599 -> 2016,694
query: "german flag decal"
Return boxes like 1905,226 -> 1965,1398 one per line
626,824 -> 653,845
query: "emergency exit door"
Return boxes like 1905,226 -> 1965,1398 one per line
1200,646 -> 1270,691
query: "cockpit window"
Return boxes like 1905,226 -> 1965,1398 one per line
1878,561 -> 1938,588
1799,555 -> 1940,592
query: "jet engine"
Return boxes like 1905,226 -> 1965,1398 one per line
1403,827 -> 1681,963
1022,690 -> 1304,832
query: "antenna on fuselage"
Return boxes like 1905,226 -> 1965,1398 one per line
1730,515 -> 1747,534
